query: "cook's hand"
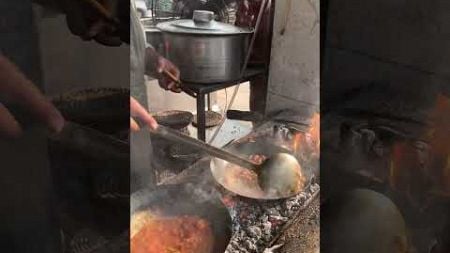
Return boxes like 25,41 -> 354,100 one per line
145,48 -> 181,93
130,96 -> 158,131
156,56 -> 181,93
0,55 -> 64,137
62,0 -> 127,46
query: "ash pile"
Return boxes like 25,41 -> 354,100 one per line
224,183 -> 320,253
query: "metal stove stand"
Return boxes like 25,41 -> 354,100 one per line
180,67 -> 266,141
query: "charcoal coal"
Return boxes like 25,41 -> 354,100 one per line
244,240 -> 258,251
247,226 -> 262,238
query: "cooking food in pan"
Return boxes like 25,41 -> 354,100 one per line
131,213 -> 214,253
131,184 -> 231,253
211,141 -> 312,200
221,154 -> 306,198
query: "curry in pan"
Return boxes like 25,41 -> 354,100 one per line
131,211 -> 214,253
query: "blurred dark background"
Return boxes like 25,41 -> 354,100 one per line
321,0 -> 449,252
0,1 -> 129,252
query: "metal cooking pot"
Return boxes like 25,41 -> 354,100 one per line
144,27 -> 165,55
157,10 -> 254,83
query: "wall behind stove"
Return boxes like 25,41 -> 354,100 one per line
323,0 -> 449,118
266,0 -> 320,117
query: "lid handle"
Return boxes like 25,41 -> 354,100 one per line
193,10 -> 214,24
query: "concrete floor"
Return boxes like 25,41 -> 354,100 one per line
145,78 -> 253,147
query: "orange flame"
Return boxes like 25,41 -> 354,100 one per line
293,132 -> 303,153
292,113 -> 320,157
425,94 -> 450,195
389,94 -> 450,196
309,112 -> 320,154
390,142 -> 423,192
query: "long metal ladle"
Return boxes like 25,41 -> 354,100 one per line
151,125 -> 302,193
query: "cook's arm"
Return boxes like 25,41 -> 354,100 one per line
0,54 -> 64,137
130,3 -> 157,76
144,47 -> 181,93
33,0 -> 127,46
144,46 -> 159,77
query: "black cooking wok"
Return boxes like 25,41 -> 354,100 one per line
130,183 -> 232,253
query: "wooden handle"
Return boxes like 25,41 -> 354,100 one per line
162,69 -> 181,84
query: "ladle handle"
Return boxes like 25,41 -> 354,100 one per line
162,69 -> 181,84
152,125 -> 258,170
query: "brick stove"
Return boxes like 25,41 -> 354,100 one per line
164,117 -> 320,253
53,107 -> 320,253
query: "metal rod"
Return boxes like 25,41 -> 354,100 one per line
209,0 -> 269,145
197,93 -> 206,141
153,125 -> 257,170
49,121 -> 129,162
240,0 -> 269,75
207,93 -> 212,111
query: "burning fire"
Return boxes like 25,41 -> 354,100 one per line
293,133 -> 301,152
389,141 -> 428,197
389,94 -> 450,197
293,113 -> 320,157
426,94 -> 450,195
309,112 -> 320,153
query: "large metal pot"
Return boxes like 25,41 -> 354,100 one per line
144,27 -> 165,55
157,10 -> 253,83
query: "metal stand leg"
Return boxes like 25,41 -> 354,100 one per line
207,93 -> 212,111
197,93 -> 206,142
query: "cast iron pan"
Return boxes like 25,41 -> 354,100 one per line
52,88 -> 129,136
131,183 -> 232,253
153,110 -> 194,129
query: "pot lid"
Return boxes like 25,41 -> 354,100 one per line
157,10 -> 253,35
